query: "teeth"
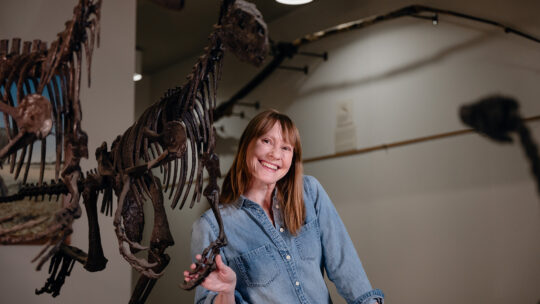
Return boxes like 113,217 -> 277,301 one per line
261,161 -> 278,170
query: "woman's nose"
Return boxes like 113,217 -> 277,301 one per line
268,145 -> 281,159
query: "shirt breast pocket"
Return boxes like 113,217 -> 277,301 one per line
294,218 -> 321,261
232,244 -> 280,287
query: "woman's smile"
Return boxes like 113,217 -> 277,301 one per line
259,160 -> 279,171
246,122 -> 293,187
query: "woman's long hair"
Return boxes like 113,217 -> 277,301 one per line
221,109 -> 305,235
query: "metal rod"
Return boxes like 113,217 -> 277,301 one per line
298,51 -> 328,61
303,115 -> 540,164
230,111 -> 245,119
236,100 -> 260,109
277,65 -> 308,74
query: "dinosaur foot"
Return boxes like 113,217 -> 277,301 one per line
179,240 -> 225,290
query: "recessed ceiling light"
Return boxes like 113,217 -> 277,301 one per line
276,0 -> 313,5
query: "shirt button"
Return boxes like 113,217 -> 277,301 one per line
295,281 -> 300,286
286,255 -> 291,260
275,204 -> 279,209
279,228 -> 284,233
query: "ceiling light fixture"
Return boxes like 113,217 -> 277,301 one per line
275,0 -> 313,5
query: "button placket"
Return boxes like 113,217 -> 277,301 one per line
244,199 -> 309,304
249,204 -> 289,258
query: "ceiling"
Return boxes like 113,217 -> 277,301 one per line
137,0 -> 302,74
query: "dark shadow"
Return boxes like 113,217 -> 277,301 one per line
295,32 -> 495,100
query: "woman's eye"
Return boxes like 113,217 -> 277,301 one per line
262,138 -> 270,144
282,146 -> 292,151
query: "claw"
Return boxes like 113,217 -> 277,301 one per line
119,242 -> 158,269
179,241 -> 223,290
125,240 -> 149,251
32,229 -> 70,271
119,228 -> 149,251
180,258 -> 216,290
113,175 -> 169,279
115,222 -> 162,278
114,200 -> 161,277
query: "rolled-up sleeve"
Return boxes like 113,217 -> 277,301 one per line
305,176 -> 384,304
191,215 -> 248,304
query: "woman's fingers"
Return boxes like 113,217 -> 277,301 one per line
183,255 -> 202,281
215,254 -> 224,270
183,255 -> 231,290
184,274 -> 199,281
183,269 -> 199,280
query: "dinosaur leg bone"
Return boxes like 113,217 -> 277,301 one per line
114,175 -> 160,278
129,176 -> 174,304
81,174 -> 108,272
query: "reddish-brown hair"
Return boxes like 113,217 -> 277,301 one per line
221,109 -> 305,234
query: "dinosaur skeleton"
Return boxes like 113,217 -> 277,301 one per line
0,0 -> 102,282
2,0 -> 268,302
87,1 -> 267,302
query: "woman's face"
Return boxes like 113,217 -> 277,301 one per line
246,122 -> 294,187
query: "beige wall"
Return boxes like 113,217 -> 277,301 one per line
0,0 -> 136,303
3,0 -> 536,303
141,0 -> 540,303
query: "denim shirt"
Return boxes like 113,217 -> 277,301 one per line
190,175 -> 384,304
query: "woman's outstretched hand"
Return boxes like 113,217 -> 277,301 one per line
184,254 -> 237,302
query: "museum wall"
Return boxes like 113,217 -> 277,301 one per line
138,0 -> 540,303
0,0 -> 136,303
1,0 -> 537,300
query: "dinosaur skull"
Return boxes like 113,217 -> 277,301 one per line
218,0 -> 269,67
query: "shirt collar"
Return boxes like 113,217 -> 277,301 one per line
235,195 -> 247,208
235,189 -> 280,209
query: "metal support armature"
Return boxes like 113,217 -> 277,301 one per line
214,4 -> 540,122
298,51 -> 328,61
277,65 -> 309,74
236,100 -> 260,110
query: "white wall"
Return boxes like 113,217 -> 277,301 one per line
140,0 -> 540,303
0,0 -> 136,303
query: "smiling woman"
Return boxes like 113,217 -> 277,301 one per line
183,109 -> 384,304
222,110 -> 303,231
245,122 -> 295,203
